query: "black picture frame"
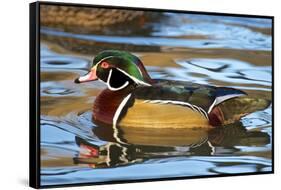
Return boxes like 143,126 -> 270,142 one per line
30,1 -> 274,188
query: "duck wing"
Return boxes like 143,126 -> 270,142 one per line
133,79 -> 247,116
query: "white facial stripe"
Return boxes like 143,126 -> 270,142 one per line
116,68 -> 151,86
136,66 -> 143,77
106,69 -> 129,91
95,56 -> 115,66
96,55 -> 144,77
94,54 -> 151,87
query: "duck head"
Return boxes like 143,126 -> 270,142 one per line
75,50 -> 153,91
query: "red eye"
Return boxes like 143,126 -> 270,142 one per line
101,61 -> 110,68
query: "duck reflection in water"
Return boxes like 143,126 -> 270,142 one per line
73,122 -> 270,169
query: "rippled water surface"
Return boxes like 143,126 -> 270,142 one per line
40,12 -> 272,186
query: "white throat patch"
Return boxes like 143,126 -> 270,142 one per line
106,69 -> 129,91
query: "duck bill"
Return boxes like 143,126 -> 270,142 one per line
75,67 -> 98,83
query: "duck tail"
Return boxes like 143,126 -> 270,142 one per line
215,97 -> 271,125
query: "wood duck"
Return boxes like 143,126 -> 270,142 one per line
75,50 -> 266,129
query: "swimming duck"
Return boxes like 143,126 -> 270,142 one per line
75,50 -> 262,129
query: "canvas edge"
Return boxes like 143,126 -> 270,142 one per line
29,1 -> 40,189
30,1 -> 274,189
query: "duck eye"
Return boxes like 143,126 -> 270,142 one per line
100,61 -> 110,69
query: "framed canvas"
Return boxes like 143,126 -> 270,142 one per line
29,1 -> 274,188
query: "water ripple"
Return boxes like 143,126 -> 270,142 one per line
41,27 -> 271,51
175,58 -> 272,88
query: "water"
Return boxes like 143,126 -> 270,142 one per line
40,13 -> 272,186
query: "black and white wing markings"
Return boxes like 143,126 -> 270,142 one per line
143,99 -> 209,120
207,88 -> 247,114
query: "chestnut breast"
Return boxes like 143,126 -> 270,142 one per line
93,88 -> 132,125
